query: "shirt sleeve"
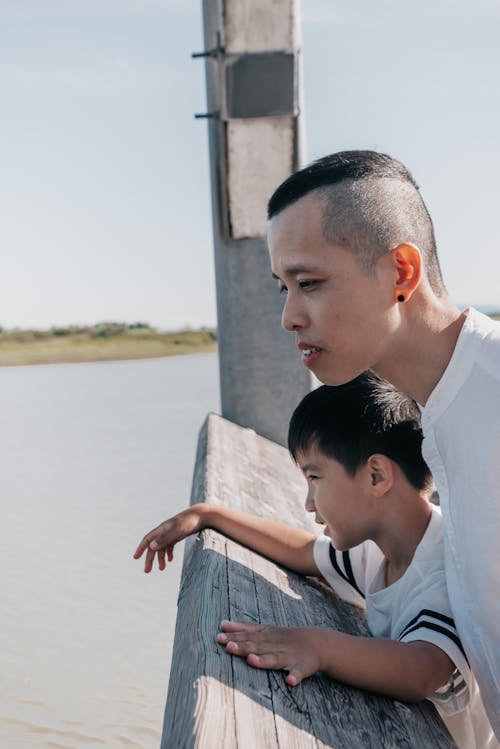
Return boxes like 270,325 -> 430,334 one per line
313,535 -> 366,609
396,573 -> 472,716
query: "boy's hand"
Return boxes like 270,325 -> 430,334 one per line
216,620 -> 323,686
133,505 -> 206,573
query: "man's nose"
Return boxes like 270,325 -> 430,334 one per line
281,291 -> 307,332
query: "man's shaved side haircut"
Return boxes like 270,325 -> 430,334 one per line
268,151 -> 445,295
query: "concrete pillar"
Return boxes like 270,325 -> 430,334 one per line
196,0 -> 311,446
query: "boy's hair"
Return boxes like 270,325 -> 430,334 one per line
268,150 -> 444,296
288,371 -> 432,491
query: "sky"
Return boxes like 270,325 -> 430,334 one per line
1,0 -> 499,331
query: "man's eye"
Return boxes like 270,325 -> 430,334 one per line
298,280 -> 317,290
279,284 -> 288,295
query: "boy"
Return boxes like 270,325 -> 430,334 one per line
134,373 -> 495,748
266,151 -> 500,737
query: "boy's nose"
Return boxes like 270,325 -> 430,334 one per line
304,488 -> 315,513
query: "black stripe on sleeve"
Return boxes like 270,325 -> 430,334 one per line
342,550 -> 365,598
399,608 -> 455,639
328,545 -> 365,599
399,620 -> 468,662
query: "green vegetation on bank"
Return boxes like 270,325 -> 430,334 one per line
1,313 -> 498,367
0,322 -> 217,366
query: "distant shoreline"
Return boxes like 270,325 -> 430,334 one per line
1,314 -> 498,368
0,324 -> 217,367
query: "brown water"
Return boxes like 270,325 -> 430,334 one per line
0,353 -> 219,748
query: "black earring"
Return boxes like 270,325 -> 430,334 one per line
397,294 -> 405,302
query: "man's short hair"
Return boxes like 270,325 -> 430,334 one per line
268,150 -> 444,295
288,371 -> 432,491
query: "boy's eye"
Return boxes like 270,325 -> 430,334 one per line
278,284 -> 288,295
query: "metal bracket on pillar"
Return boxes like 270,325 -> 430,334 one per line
192,35 -> 223,123
191,32 -> 225,60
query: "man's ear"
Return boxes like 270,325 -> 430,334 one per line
366,454 -> 394,496
391,243 -> 422,304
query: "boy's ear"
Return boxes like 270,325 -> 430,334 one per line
390,243 -> 422,303
366,454 -> 394,496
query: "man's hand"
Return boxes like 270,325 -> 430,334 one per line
133,505 -> 206,573
216,620 -> 323,686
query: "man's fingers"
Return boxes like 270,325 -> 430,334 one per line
158,548 -> 166,571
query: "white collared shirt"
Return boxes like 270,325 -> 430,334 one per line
420,307 -> 500,739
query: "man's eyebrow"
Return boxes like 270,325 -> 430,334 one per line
271,265 -> 323,280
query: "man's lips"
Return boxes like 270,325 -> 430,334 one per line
297,342 -> 322,365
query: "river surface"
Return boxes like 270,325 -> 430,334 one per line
0,353 -> 220,749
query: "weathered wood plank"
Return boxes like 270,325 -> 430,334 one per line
227,540 -> 281,748
162,414 -> 457,748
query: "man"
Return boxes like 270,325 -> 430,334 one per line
266,150 -> 500,737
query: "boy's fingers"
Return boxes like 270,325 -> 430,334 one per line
217,630 -> 267,647
144,547 -> 156,573
158,549 -> 166,570
149,525 -> 177,551
133,537 -> 149,558
225,638 -> 280,660
225,639 -> 260,657
245,651 -> 286,670
134,528 -> 162,558
284,669 -> 302,686
221,639 -> 305,684
220,620 -> 265,633
246,653 -> 304,685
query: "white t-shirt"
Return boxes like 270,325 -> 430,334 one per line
420,307 -> 500,738
314,506 -> 497,749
